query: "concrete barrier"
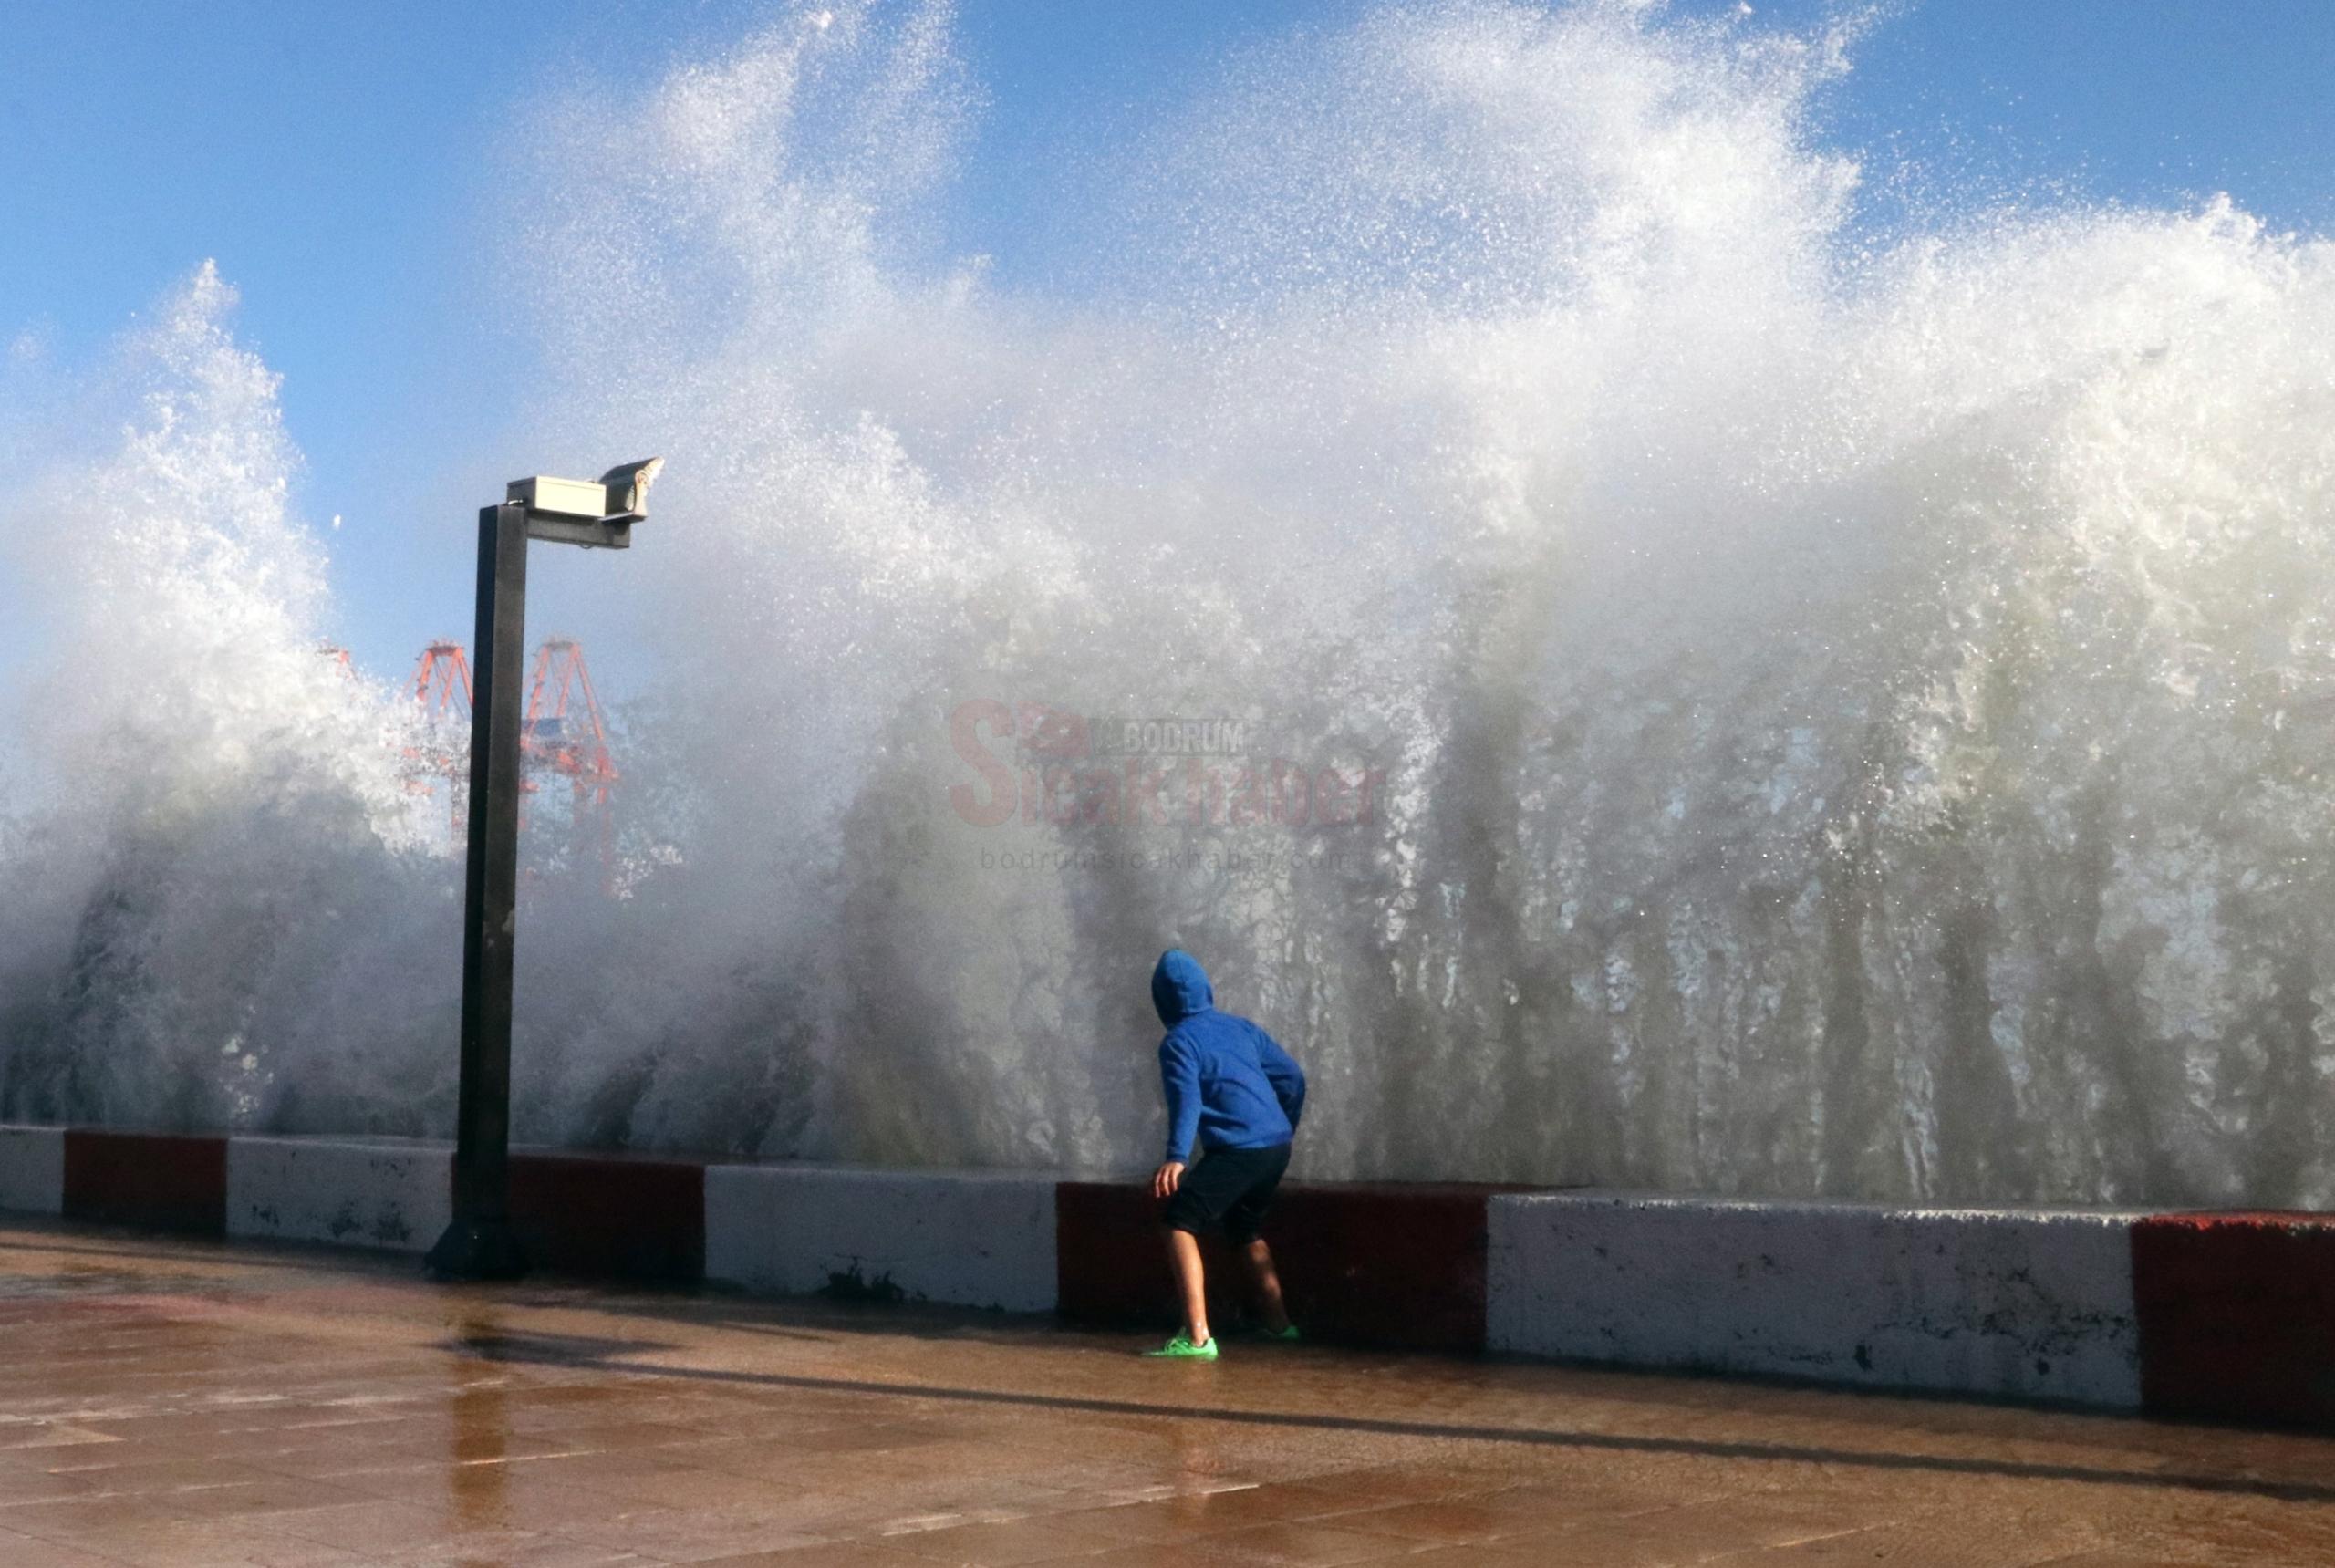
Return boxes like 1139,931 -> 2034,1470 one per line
5,1122 -> 2332,1428
1489,1192 -> 2145,1407
1055,1179 -> 1497,1350
510,1149 -> 706,1282
2133,1210 -> 2335,1428
226,1136 -> 449,1252
707,1166 -> 1055,1311
0,1125 -> 65,1216
62,1128 -> 227,1236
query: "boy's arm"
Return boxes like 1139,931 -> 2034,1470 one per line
1256,1028 -> 1307,1131
1159,1034 -> 1202,1163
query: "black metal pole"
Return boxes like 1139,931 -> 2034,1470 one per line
426,502 -> 531,1280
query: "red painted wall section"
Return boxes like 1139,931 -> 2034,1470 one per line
62,1129 -> 228,1236
2133,1211 -> 2335,1428
509,1151 -> 705,1282
1056,1179 -> 1492,1351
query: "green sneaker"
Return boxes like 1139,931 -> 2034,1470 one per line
1261,1324 -> 1301,1343
1141,1331 -> 1219,1360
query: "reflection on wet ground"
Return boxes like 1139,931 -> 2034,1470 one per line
0,1218 -> 2330,1565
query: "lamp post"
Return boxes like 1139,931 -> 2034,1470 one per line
425,460 -> 663,1282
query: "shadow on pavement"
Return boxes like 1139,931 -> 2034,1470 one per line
441,1324 -> 2335,1507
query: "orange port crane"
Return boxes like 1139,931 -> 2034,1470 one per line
404,638 -> 619,884
409,640 -> 477,836
519,638 -> 619,880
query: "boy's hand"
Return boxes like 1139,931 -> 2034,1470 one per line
1151,1161 -> 1186,1199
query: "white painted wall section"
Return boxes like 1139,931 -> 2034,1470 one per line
0,1126 -> 65,1216
1489,1192 -> 2144,1407
706,1166 -> 1057,1313
225,1136 -> 451,1252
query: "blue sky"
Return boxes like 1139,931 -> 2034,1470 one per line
6,1 -> 2331,695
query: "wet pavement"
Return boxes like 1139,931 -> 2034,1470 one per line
2,1220 -> 2332,1566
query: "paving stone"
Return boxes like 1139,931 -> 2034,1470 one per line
0,1217 -> 2327,1567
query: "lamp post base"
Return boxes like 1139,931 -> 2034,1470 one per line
424,1217 -> 529,1282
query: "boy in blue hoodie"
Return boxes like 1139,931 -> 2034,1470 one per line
1142,949 -> 1306,1360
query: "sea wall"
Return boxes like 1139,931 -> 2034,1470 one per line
4,1125 -> 2327,1428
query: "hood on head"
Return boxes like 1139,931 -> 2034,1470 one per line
1151,949 -> 1213,1025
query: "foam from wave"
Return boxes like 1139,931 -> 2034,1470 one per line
5,3 -> 2334,1206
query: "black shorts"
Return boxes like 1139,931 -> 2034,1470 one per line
1163,1143 -> 1291,1244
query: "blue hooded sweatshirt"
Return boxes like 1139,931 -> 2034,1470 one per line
1152,950 -> 1306,1163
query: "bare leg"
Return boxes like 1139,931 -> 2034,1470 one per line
1164,1228 -> 1211,1345
1240,1237 -> 1291,1334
